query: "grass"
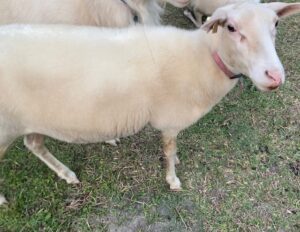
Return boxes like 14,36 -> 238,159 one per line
1,1 -> 300,231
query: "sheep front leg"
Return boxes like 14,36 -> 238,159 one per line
163,132 -> 181,191
105,138 -> 120,146
24,134 -> 80,184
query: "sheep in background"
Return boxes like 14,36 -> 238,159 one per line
184,0 -> 261,27
0,0 -> 189,27
159,0 -> 190,8
0,1 -> 299,205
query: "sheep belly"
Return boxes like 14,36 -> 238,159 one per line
18,96 -> 151,144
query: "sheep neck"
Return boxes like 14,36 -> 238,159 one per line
212,51 -> 242,79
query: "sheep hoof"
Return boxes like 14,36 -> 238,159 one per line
170,182 -> 182,192
0,194 -> 7,206
167,176 -> 182,191
60,170 -> 80,184
105,139 -> 120,147
170,187 -> 182,192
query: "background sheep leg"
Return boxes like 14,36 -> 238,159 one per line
162,132 -> 181,191
184,9 -> 203,28
24,134 -> 80,184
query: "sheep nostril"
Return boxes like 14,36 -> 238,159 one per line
265,70 -> 269,77
265,70 -> 275,81
265,70 -> 282,85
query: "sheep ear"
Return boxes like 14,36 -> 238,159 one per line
201,18 -> 227,33
201,7 -> 228,33
201,15 -> 227,33
264,2 -> 300,18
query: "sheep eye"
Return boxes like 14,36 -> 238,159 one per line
227,25 -> 236,32
275,21 -> 279,27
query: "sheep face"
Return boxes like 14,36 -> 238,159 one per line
202,2 -> 300,92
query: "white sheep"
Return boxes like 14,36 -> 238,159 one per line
0,0 -> 189,27
184,0 -> 261,27
0,0 -> 185,148
0,1 -> 299,205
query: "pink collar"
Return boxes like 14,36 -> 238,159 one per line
212,52 -> 242,79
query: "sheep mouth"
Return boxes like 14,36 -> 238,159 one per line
257,85 -> 280,92
267,85 -> 280,91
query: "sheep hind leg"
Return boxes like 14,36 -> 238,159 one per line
0,141 -> 13,206
162,132 -> 181,191
24,134 -> 80,184
175,155 -> 180,165
0,147 -> 8,205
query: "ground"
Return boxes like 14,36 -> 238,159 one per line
0,1 -> 299,231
